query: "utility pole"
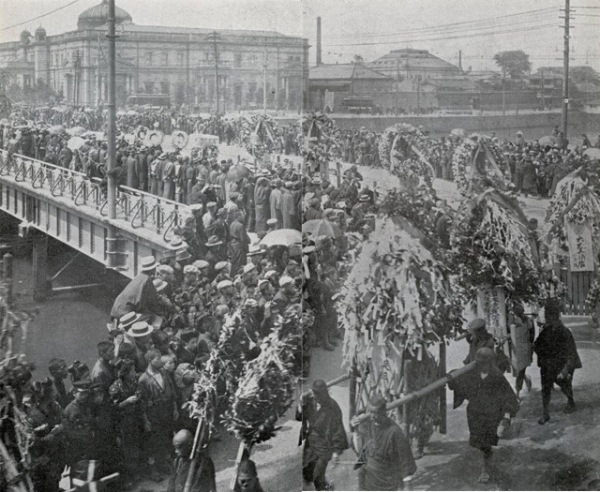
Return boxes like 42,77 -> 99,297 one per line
416,76 -> 421,115
263,46 -> 268,114
395,59 -> 400,116
209,31 -> 220,114
541,69 -> 545,110
561,0 -> 570,137
502,68 -> 506,115
106,0 -> 117,265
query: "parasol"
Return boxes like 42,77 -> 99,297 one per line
226,164 -> 252,182
48,124 -> 65,135
538,135 -> 557,146
450,128 -> 465,137
67,137 -> 85,150
584,148 -> 600,160
67,126 -> 86,136
302,219 -> 342,238
260,229 -> 302,248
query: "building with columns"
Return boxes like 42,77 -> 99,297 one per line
0,0 -> 309,111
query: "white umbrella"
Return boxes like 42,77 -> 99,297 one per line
48,124 -> 65,135
259,229 -> 302,248
67,137 -> 85,150
584,148 -> 600,160
66,126 -> 86,136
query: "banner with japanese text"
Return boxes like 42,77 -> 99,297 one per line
566,220 -> 594,272
477,286 -> 507,356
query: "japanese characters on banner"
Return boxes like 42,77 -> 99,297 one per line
477,286 -> 508,354
566,220 -> 595,272
324,90 -> 335,113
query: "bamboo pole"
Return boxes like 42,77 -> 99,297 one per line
439,339 -> 447,435
183,418 -> 205,492
301,372 -> 350,399
352,361 -> 477,426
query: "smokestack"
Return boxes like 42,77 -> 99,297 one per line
316,17 -> 322,66
458,50 -> 463,71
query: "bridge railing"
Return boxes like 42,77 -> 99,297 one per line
0,151 -> 189,243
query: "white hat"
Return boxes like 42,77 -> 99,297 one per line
127,321 -> 154,338
140,256 -> 158,272
279,275 -> 294,287
153,278 -> 168,293
170,236 -> 184,249
183,265 -> 199,275
217,279 -> 233,290
193,260 -> 209,270
243,263 -> 256,275
264,270 -> 278,279
215,261 -> 230,272
189,203 -> 203,211
118,311 -> 142,330
267,218 -> 278,226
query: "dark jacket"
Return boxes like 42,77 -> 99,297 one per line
534,320 -> 582,372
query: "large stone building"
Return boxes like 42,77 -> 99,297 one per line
0,0 -> 308,110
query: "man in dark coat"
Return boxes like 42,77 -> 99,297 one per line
463,318 -> 495,365
448,347 -> 519,483
229,210 -> 251,276
297,379 -> 348,491
351,394 -> 416,491
534,298 -> 582,424
90,341 -> 116,393
110,256 -> 163,320
167,429 -> 216,492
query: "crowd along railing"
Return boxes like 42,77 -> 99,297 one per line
0,151 -> 188,244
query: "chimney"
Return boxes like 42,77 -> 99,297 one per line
458,50 -> 463,71
316,17 -> 322,66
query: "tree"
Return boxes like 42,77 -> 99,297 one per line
493,50 -> 531,80
352,54 -> 364,64
570,66 -> 600,86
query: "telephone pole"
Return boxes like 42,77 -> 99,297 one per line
263,46 -> 268,113
395,59 -> 400,116
209,31 -> 220,114
561,0 -> 571,137
106,0 -> 117,268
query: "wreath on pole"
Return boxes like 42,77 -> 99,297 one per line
378,123 -> 435,185
451,134 -> 512,196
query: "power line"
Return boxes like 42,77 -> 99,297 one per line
0,0 -> 84,32
326,23 -> 556,47
331,7 -> 557,40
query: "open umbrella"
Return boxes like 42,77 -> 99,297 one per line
538,135 -> 557,146
584,148 -> 600,160
260,229 -> 302,248
67,126 -> 86,136
450,128 -> 465,137
67,137 -> 85,151
48,124 -> 65,135
226,164 -> 252,182
302,219 -> 342,238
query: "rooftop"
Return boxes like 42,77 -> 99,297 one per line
370,49 -> 462,74
309,63 -> 391,80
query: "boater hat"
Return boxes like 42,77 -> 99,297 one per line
140,256 -> 158,272
206,235 -> 223,247
118,311 -> 142,330
127,321 -> 154,338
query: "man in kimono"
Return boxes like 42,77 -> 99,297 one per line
351,394 -> 416,490
167,429 -> 216,492
448,347 -> 519,483
297,380 -> 348,491
228,210 -> 251,276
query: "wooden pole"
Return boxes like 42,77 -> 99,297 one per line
301,372 -> 350,399
2,252 -> 13,305
229,442 -> 252,491
438,339 -> 447,434
349,363 -> 357,421
32,234 -> 47,302
183,419 -> 205,492
353,361 -> 477,426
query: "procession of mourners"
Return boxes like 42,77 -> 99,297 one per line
0,100 -> 597,492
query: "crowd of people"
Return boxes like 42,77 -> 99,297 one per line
0,103 -> 596,491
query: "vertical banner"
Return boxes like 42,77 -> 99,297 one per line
324,89 -> 334,112
566,220 -> 594,272
477,286 -> 507,354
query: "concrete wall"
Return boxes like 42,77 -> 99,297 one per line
276,111 -> 600,140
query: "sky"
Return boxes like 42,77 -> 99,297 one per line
0,0 -> 599,73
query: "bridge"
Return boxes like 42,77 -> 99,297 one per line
0,150 -> 191,298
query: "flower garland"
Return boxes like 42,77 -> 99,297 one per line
449,192 -> 540,301
548,174 -> 600,227
237,114 -> 280,157
378,123 -> 430,171
341,219 -> 463,376
452,134 -> 512,196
